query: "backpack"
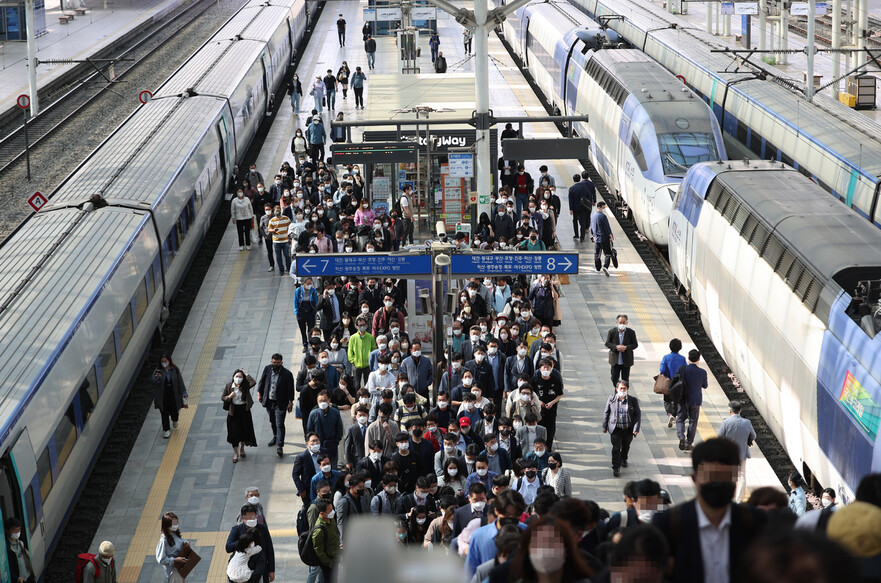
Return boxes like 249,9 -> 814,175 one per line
343,286 -> 359,314
297,523 -> 326,567
666,365 -> 687,404
296,506 -> 310,535
76,554 -> 111,583
393,194 -> 405,217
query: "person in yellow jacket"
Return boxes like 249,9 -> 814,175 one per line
348,316 -> 377,390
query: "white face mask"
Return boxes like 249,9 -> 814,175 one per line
463,377 -> 473,387
476,468 -> 488,477
618,390 -> 627,398
518,348 -> 527,357
488,347 -> 498,355
411,350 -> 421,357
245,519 -> 258,528
471,501 -> 486,513
379,363 -> 389,372
365,480 -> 372,489
475,354 -> 486,363
513,422 -> 523,430
318,402 -> 330,410
357,416 -> 368,425
9,532 -> 20,541
379,343 -> 388,350
319,357 -> 329,366
541,369 -> 551,378
234,376 -> 243,385
520,393 -> 530,402
327,510 -> 335,520
500,333 -> 508,340
438,400 -> 449,409
447,467 -> 458,476
171,522 -> 180,531
530,548 -> 566,574
618,323 -> 627,331
331,343 -> 340,350
310,444 -> 321,454
398,442 -> 409,451
248,496 -> 259,505
359,397 -> 370,405
369,452 -> 382,462
444,445 -> 455,454
465,402 -> 475,411
321,464 -> 332,473
470,334 -> 479,343
452,361 -> 462,370
821,497 -> 833,508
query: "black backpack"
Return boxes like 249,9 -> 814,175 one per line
296,506 -> 309,535
667,365 -> 687,404
297,522 -> 326,567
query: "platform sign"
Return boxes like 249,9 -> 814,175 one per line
376,7 -> 402,20
363,7 -> 376,21
296,253 -> 432,277
411,6 -> 438,19
502,138 -> 590,160
330,142 -> 417,165
448,153 -> 474,177
28,191 -> 47,211
721,2 -> 734,13
791,2 -> 826,14
450,252 -> 578,275
734,2 -> 758,14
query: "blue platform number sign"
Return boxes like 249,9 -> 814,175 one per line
450,253 -> 578,275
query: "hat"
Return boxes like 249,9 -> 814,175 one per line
828,502 -> 881,557
99,541 -> 115,557
459,417 -> 471,427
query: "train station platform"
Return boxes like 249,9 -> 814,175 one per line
0,0 -> 187,114
88,2 -> 783,581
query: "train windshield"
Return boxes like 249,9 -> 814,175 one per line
658,133 -> 719,176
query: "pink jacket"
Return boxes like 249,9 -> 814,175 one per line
355,208 -> 376,226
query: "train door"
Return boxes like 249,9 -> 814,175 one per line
7,430 -> 45,578
0,459 -> 22,583
216,116 -> 231,189
261,52 -> 273,115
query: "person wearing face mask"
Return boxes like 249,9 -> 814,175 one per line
306,391 -> 344,469
795,487 -> 839,532
225,505 -> 275,583
591,200 -> 615,276
391,431 -> 420,493
237,488 -> 267,527
540,452 -> 571,498
266,205 -> 292,276
354,199 -> 376,227
222,369 -> 258,463
507,384 -> 542,422
357,277 -> 382,313
331,312 -> 357,351
257,203 -> 277,272
293,277 -> 319,352
80,539 -> 117,583
716,400 -> 756,503
226,530 -> 264,583
333,473 -> 370,541
505,340 -> 535,396
343,405 -> 371,470
439,353 -> 465,397
395,476 -> 439,521
568,172 -> 595,243
605,314 -> 638,389
429,392 -> 454,431
528,275 -> 559,328
676,349 -> 708,452
515,412 -> 546,455
310,498 -> 340,581
465,489 -> 529,579
315,281 -> 343,342
492,201 -> 516,241
156,512 -> 191,583
400,340 -> 434,399
6,518 -> 36,583
434,431 -> 466,478
453,483 -> 490,538
513,164 -> 535,215
309,453 -> 340,505
602,380 -> 640,477
348,316 -> 377,390
652,438 -> 767,583
504,517 -> 593,583
372,293 -> 405,336
257,353 -> 295,456
231,188 -> 256,251
152,354 -> 188,439
530,359 -> 564,449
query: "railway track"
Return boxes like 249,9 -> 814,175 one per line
787,12 -> 881,52
0,0 -> 216,176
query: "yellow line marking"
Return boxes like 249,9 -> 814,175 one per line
119,249 -> 249,583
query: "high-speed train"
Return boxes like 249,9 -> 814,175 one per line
497,0 -> 726,245
0,0 -> 314,578
567,0 -> 881,232
670,160 -> 881,499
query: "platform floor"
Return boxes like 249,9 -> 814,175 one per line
0,0 -> 186,114
89,2 -> 783,582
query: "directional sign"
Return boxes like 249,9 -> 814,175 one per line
296,253 -> 432,277
448,153 -> 474,178
28,191 -> 47,211
450,252 -> 578,275
16,94 -> 30,109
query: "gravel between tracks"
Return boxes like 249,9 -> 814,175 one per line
0,0 -> 243,240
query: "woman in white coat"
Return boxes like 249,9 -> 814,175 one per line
231,188 -> 255,250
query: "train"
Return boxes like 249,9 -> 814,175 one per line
669,160 -> 881,499
496,0 -> 726,245
0,0 -> 316,578
566,0 -> 881,231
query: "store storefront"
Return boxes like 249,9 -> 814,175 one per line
0,0 -> 46,41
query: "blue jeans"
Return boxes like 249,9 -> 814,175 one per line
268,399 -> 288,446
677,404 -> 701,446
306,565 -> 324,583
327,90 -> 336,112
314,96 -> 323,113
367,52 -> 375,68
431,47 -> 438,62
291,92 -> 300,113
273,241 -> 290,274
515,193 -> 528,217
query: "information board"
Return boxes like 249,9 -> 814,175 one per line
450,252 -> 578,275
330,142 -> 417,165
296,253 -> 432,276
448,153 -> 474,177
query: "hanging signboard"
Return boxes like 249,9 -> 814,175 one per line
411,6 -> 438,20
376,7 -> 402,21
734,3 -> 758,14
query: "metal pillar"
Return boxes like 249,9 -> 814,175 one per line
706,1 -> 713,34
759,0 -> 767,52
25,0 -> 39,116
857,0 -> 868,71
832,0 -> 841,96
807,0 -> 816,100
780,5 -> 789,64
724,12 -> 731,35
474,0 -> 491,221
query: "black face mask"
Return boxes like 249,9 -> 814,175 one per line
272,364 -> 282,372
525,470 -> 537,479
498,517 -> 519,528
700,481 -> 735,509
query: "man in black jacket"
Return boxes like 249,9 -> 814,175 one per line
568,172 -> 595,242
225,504 -> 275,583
602,380 -> 640,477
435,51 -> 447,73
531,359 -> 564,449
604,314 -> 638,388
492,205 -> 515,241
257,353 -> 295,456
316,280 -> 343,342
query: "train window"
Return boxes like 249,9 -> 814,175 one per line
781,153 -> 794,167
117,304 -> 134,355
37,449 -> 52,503
98,334 -> 117,389
749,130 -> 762,155
187,197 -> 196,227
79,366 -> 99,422
658,133 -> 719,176
765,142 -> 778,161
24,486 -> 36,534
630,135 -> 648,172
736,120 -> 748,144
136,278 -> 148,322
54,404 -> 77,473
175,218 -> 185,247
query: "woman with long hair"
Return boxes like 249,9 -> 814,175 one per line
156,512 -> 190,583
221,369 -> 258,463
510,516 -> 594,583
151,354 -> 188,439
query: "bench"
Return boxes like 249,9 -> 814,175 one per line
58,14 -> 73,23
74,8 -> 87,15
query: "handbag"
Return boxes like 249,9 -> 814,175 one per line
222,399 -> 231,411
611,243 -> 619,268
653,374 -> 670,395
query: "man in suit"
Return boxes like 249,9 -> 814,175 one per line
344,406 -> 370,470
591,200 -> 614,275
604,314 -> 638,388
257,353 -> 295,456
400,340 -> 434,399
452,482 -> 489,537
225,504 -> 275,583
568,171 -> 595,242
602,380 -> 641,477
652,438 -> 767,583
364,402 -> 399,457
515,413 -> 547,453
717,400 -> 756,502
484,339 -> 507,411
358,278 -> 383,313
356,440 -> 389,485
292,433 -> 323,504
316,281 -> 343,342
677,349 -> 709,452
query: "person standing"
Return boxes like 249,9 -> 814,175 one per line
530,359 -> 563,449
788,472 -> 807,517
336,14 -> 347,47
317,282 -> 343,342
568,172 -> 594,242
513,165 -> 534,216
294,277 -> 319,352
399,185 -> 415,245
225,505 -> 275,583
434,51 -> 447,73
5,518 -> 35,583
323,69 -> 339,112
257,353 -> 295,456
604,315 -> 638,389
231,189 -> 255,251
151,354 -> 188,439
267,205 -> 291,276
602,380 -> 641,477
364,34 -> 377,70
351,67 -> 366,110
463,28 -> 473,54
310,77 -> 325,114
591,200 -> 614,276
156,513 -> 190,583
659,338 -> 687,428
717,400 -> 756,503
676,349 -> 708,452
337,62 -> 350,99
429,31 -> 440,62
348,316 -> 377,390
312,499 -> 341,581
400,341 -> 433,400
307,391 -> 344,469
306,117 -> 326,164
222,369 -> 258,464
288,74 -> 303,114
82,540 -> 116,583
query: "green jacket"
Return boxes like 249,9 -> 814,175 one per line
312,515 -> 341,567
347,332 -> 377,369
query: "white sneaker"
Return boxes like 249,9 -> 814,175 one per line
163,430 -> 171,438
602,267 -> 610,277
267,267 -> 275,272
173,421 -> 178,429
239,246 -> 244,251
246,245 -> 251,250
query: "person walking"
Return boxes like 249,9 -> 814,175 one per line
364,34 -> 377,70
151,354 -> 188,439
676,349 -> 708,452
310,77 -> 325,114
568,172 -> 594,242
323,69 -> 339,112
429,32 -> 440,62
311,499 -> 341,581
294,278 -> 319,352
717,400 -> 756,502
591,200 -> 614,276
222,369 -> 258,463
602,380 -> 641,477
337,62 -> 350,99
267,205 -> 291,276
434,51 -> 447,73
348,316 -> 378,389
399,185 -> 415,244
463,28 -> 473,54
306,116 -> 326,164
330,112 -> 347,144
351,67 -> 366,110
336,14 -> 347,47
258,204 -> 275,273
659,338 -> 687,428
156,513 -> 190,583
231,188 -> 255,251
291,128 -> 308,160
288,73 -> 303,114
605,314 -> 638,387
257,353 -> 295,456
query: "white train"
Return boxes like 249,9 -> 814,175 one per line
0,0 -> 312,578
670,160 -> 881,499
568,0 -> 881,232
496,0 -> 726,244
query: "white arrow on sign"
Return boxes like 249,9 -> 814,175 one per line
558,257 -> 573,271
301,260 -> 314,273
